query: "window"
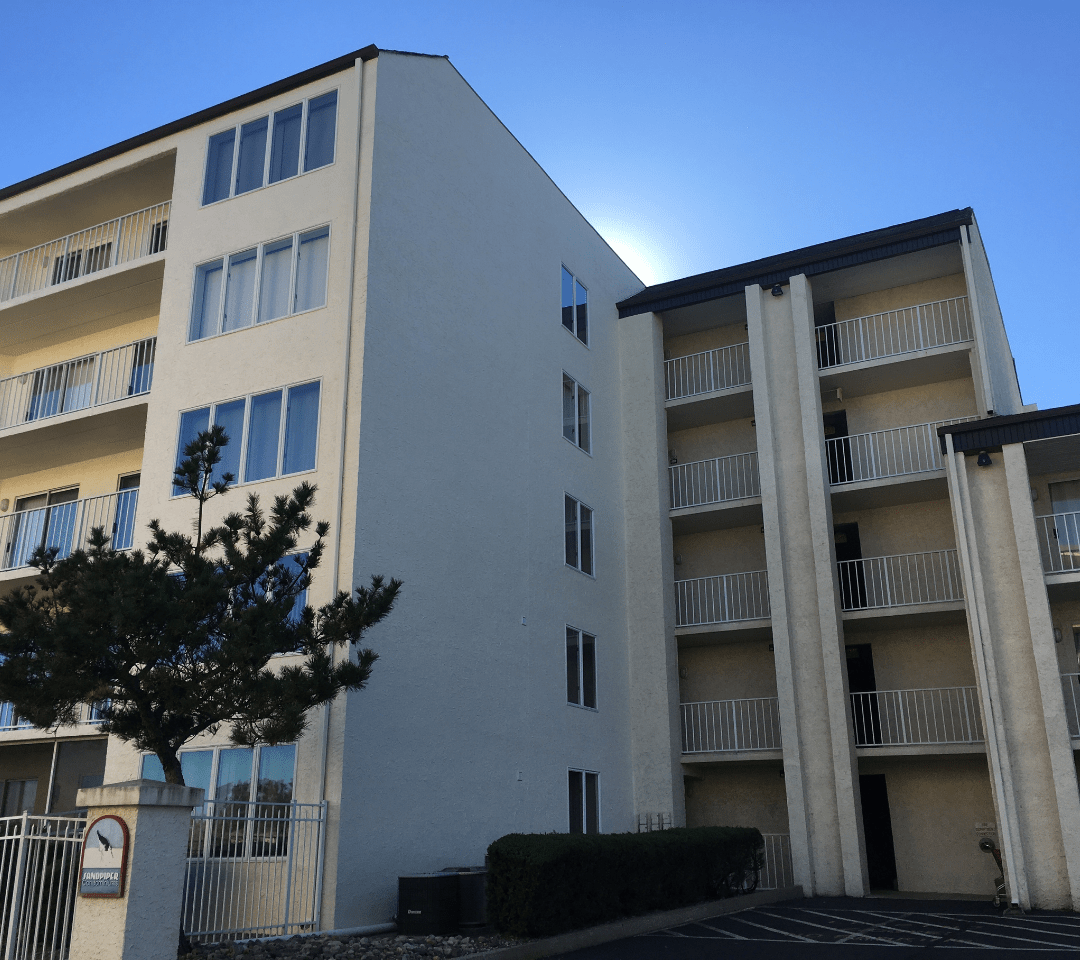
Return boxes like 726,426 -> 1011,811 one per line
189,227 -> 330,341
562,373 -> 590,452
1,779 -> 37,816
561,267 -> 588,344
568,769 -> 599,834
172,382 -> 321,495
202,91 -> 338,205
113,473 -> 140,550
564,494 -> 594,575
566,627 -> 596,709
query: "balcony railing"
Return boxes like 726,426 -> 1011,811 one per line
837,549 -> 963,611
665,341 -> 751,401
0,490 -> 139,573
816,296 -> 972,369
675,570 -> 770,626
826,418 -> 977,485
850,686 -> 983,747
1062,674 -> 1080,738
0,701 -> 107,732
0,202 -> 170,303
758,834 -> 794,890
670,451 -> 760,509
681,697 -> 782,753
0,337 -> 156,431
1035,513 -> 1080,574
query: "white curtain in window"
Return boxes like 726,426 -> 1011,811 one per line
282,382 -> 320,474
294,229 -> 329,313
190,262 -> 224,340
245,391 -> 283,481
223,250 -> 258,333
258,239 -> 294,323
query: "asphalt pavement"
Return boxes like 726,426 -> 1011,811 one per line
547,897 -> 1080,959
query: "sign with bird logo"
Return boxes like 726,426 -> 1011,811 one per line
79,815 -> 130,898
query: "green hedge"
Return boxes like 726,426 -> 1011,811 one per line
486,826 -> 763,937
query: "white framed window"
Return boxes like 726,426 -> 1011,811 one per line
561,267 -> 588,344
189,226 -> 330,341
564,494 -> 594,576
202,91 -> 338,205
172,381 -> 321,495
566,626 -> 596,709
562,373 -> 590,453
568,769 -> 599,834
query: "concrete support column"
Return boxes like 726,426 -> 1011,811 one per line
69,780 -> 203,960
619,310 -> 685,828
747,275 -> 866,897
946,438 -> 1080,909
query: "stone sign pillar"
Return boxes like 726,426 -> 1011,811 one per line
69,780 -> 204,960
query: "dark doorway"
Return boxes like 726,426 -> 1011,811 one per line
823,411 -> 853,484
815,301 -> 839,368
847,644 -> 882,745
835,522 -> 867,609
860,774 -> 898,890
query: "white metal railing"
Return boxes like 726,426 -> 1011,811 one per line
675,570 -> 770,626
758,834 -> 794,891
1035,513 -> 1080,574
0,203 -> 170,303
665,341 -> 751,400
680,698 -> 781,753
182,801 -> 325,942
0,338 -> 156,431
850,686 -> 983,747
826,418 -> 977,485
1062,674 -> 1080,738
0,490 -> 139,573
0,813 -> 85,960
0,702 -> 106,733
816,296 -> 972,368
837,549 -> 963,611
670,451 -> 760,509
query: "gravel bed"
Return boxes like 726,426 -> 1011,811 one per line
182,931 -> 527,960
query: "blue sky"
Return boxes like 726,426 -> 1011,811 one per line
2,1 -> 1077,407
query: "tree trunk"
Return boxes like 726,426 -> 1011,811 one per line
161,753 -> 186,786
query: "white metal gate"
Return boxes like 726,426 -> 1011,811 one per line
0,814 -> 85,960
182,801 -> 326,942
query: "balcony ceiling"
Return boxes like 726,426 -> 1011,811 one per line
1026,434 -> 1080,477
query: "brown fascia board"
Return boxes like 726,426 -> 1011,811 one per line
617,208 -> 975,317
0,44 -> 419,203
938,403 -> 1080,454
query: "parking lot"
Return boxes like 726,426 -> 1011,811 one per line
550,897 -> 1080,959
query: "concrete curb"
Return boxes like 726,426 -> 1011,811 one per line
471,886 -> 804,959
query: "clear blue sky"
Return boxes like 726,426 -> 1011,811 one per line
2,1 -> 1077,408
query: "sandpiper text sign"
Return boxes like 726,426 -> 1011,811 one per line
79,814 -> 130,898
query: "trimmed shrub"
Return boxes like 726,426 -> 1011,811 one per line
486,826 -> 762,937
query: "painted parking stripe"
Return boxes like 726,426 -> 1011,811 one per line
720,914 -> 818,941
928,914 -> 1080,947
691,920 -> 749,939
761,909 -> 921,945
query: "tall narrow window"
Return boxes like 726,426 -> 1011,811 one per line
269,105 -> 303,183
304,91 -> 338,171
566,627 -> 597,709
294,228 -> 329,313
568,770 -> 599,834
174,407 -> 211,495
190,261 -> 224,341
245,391 -> 283,482
259,238 -> 295,323
203,130 -> 236,205
212,399 -> 247,484
235,118 -> 269,195
561,267 -> 588,344
564,495 -> 594,575
282,382 -> 320,474
562,373 -> 590,452
222,249 -> 258,333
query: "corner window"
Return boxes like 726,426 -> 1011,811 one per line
562,373 -> 590,452
172,381 -> 321,495
566,627 -> 597,709
561,267 -> 588,344
564,494 -> 594,576
568,769 -> 599,834
189,227 -> 330,341
202,91 -> 338,205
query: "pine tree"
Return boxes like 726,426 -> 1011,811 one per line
0,428 -> 400,785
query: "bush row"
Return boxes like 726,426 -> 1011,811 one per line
485,826 -> 763,937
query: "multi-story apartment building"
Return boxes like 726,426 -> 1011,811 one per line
1,45 -> 1078,928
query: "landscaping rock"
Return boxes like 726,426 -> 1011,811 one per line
180,931 -> 523,960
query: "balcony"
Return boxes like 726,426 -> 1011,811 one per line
838,550 -> 963,617
669,452 -> 762,533
665,342 -> 753,429
680,697 -> 782,754
0,490 -> 139,575
1035,513 -> 1080,576
0,338 -> 155,433
850,686 -> 983,749
675,570 -> 770,629
0,202 -> 170,304
0,701 -> 107,732
826,418 -> 976,486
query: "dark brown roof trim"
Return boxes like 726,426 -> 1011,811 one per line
0,45 -> 386,203
938,404 -> 1080,454
617,208 -> 973,318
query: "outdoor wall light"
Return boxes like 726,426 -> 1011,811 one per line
0,500 -> 7,512
977,451 -> 994,467
1055,627 -> 1063,643
669,449 -> 678,465
674,554 -> 683,565
771,284 -> 784,297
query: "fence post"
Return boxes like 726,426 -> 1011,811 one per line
69,780 -> 203,960
1,813 -> 30,960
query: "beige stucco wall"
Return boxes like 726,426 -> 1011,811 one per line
665,318 -> 748,359
668,417 -> 757,465
833,498 -> 955,558
834,378 -> 978,436
834,274 -> 967,324
679,642 -> 777,704
858,623 -> 976,691
674,525 -> 767,580
685,762 -> 789,833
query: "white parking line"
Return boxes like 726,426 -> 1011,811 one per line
722,914 -> 817,942
690,920 -> 749,939
763,909 -> 922,945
